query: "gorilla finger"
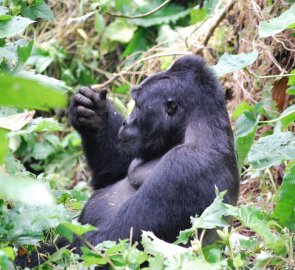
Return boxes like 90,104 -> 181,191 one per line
77,106 -> 96,118
79,87 -> 94,99
99,89 -> 107,100
78,117 -> 101,129
77,117 -> 93,127
74,93 -> 94,108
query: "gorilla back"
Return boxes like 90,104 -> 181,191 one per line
72,55 -> 239,246
16,55 -> 239,267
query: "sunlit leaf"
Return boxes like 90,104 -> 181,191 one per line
0,73 -> 67,110
104,18 -> 137,43
0,16 -> 35,38
57,222 -> 96,242
211,50 -> 259,77
248,132 -> 295,169
132,5 -> 190,27
0,172 -> 54,206
259,4 -> 295,37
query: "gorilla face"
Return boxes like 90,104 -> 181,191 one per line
118,78 -> 187,160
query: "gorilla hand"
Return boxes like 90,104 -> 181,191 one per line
69,87 -> 108,131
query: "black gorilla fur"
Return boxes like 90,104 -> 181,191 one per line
16,55 -> 239,267
72,55 -> 239,246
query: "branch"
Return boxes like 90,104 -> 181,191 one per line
91,51 -> 192,90
105,0 -> 171,19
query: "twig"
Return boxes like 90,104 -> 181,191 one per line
80,236 -> 118,269
244,68 -> 295,79
91,51 -> 192,90
106,0 -> 171,19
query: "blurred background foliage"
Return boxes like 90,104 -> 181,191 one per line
0,0 -> 295,269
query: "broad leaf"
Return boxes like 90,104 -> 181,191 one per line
259,4 -> 295,38
287,86 -> 295,95
0,73 -> 67,110
57,222 -> 96,242
274,104 -> 295,131
132,5 -> 190,27
0,173 -> 54,206
248,132 -> 295,169
17,40 -> 33,64
235,112 -> 260,174
211,50 -> 258,77
104,18 -> 137,43
21,0 -> 54,21
238,206 -> 286,254
0,16 -> 34,38
273,163 -> 295,231
5,204 -> 70,244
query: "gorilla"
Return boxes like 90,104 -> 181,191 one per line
16,55 -> 239,267
70,55 -> 239,245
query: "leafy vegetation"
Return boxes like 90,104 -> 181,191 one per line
0,0 -> 294,269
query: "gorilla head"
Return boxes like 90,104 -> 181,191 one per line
118,56 -> 225,160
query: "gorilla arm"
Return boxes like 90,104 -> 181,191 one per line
69,87 -> 132,189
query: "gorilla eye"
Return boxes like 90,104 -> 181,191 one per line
165,99 -> 177,116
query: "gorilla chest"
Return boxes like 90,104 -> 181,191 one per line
80,158 -> 160,226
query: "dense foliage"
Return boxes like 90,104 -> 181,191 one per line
0,0 -> 294,269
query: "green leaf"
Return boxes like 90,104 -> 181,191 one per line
287,86 -> 295,95
190,191 -> 236,229
287,70 -> 295,85
0,16 -> 35,38
104,18 -> 137,43
259,4 -> 295,38
121,29 -> 148,59
0,172 -> 54,206
211,50 -> 259,77
237,206 -> 286,254
113,83 -> 130,94
273,163 -> 295,231
131,5 -> 190,27
274,104 -> 295,131
17,40 -> 33,64
94,13 -> 106,35
0,73 -> 67,110
21,0 -> 54,21
232,101 -> 252,121
190,7 -> 206,24
0,15 -> 12,21
0,128 -> 9,164
248,132 -> 295,169
0,247 -> 14,261
81,247 -> 107,266
12,117 -> 64,136
235,112 -> 259,174
5,204 -> 70,244
204,0 -> 219,14
176,191 -> 237,244
57,222 -> 96,242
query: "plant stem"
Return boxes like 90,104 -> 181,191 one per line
106,0 -> 171,19
244,68 -> 295,79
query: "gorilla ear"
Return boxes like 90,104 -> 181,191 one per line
165,99 -> 178,116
